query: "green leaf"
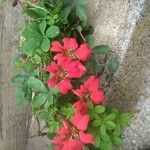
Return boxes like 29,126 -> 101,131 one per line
100,124 -> 110,141
105,114 -> 116,121
85,34 -> 94,48
12,75 -> 28,84
95,136 -> 101,148
95,105 -> 105,114
39,20 -> 47,34
105,121 -> 116,129
41,37 -> 51,52
22,38 -> 40,56
101,140 -> 113,150
113,137 -> 123,146
22,27 -> 42,40
93,45 -> 111,55
100,124 -> 106,136
33,7 -> 47,18
62,6 -> 72,24
108,56 -> 118,74
27,77 -> 46,92
92,120 -> 102,127
46,25 -> 60,38
32,93 -> 48,107
76,0 -> 87,6
120,113 -> 132,126
76,6 -> 87,21
15,89 -> 27,107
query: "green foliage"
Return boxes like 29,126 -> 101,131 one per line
88,105 -> 132,150
12,1 -> 131,150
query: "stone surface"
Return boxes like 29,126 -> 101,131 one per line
87,0 -> 150,150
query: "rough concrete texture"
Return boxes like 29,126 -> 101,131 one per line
87,0 -> 150,149
0,1 -> 49,150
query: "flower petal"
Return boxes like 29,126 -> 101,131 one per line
84,75 -> 100,91
79,131 -> 94,144
46,62 -> 59,73
57,79 -> 73,94
73,100 -> 88,114
53,54 -> 66,64
67,61 -> 86,78
71,112 -> 89,131
91,90 -> 105,104
72,86 -> 84,98
63,38 -> 78,50
62,139 -> 83,150
53,136 -> 65,144
47,77 -> 57,88
51,41 -> 63,52
75,43 -> 92,61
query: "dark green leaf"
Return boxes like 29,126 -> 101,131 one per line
85,34 -> 94,48
95,105 -> 105,114
27,77 -> 46,92
32,93 -> 48,107
41,37 -> 51,52
108,56 -> 118,74
76,6 -> 87,21
62,6 -> 72,24
39,20 -> 47,34
93,45 -> 111,55
46,25 -> 60,38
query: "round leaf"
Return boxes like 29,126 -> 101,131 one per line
28,77 -> 46,92
93,45 -> 111,55
95,105 -> 105,114
46,25 -> 60,38
41,37 -> 51,52
113,137 -> 123,146
105,121 -> 116,129
32,93 -> 47,107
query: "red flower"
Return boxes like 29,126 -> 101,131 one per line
51,38 -> 92,64
73,76 -> 105,104
53,115 -> 94,150
46,61 -> 86,94
73,99 -> 88,115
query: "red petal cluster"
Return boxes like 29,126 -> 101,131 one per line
45,37 -> 106,150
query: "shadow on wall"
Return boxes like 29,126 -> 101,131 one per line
107,2 -> 150,112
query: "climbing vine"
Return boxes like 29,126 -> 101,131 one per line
12,0 -> 132,150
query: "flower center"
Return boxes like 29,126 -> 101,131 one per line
70,126 -> 79,139
56,67 -> 68,82
66,50 -> 77,60
83,89 -> 91,100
